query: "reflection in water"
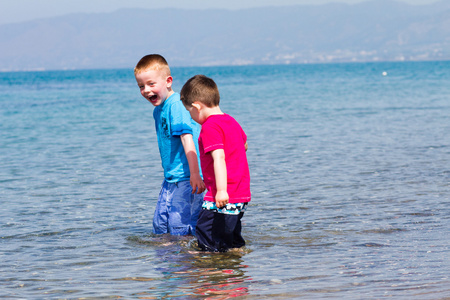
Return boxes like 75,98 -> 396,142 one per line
126,234 -> 251,299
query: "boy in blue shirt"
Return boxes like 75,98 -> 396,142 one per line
135,54 -> 205,235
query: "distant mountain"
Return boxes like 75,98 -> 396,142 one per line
1,0 -> 449,71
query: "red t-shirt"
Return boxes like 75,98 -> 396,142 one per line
199,114 -> 251,203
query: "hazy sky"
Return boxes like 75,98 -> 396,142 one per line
0,0 -> 442,25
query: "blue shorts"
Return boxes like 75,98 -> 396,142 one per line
153,180 -> 204,236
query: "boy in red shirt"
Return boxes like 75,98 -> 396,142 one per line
180,75 -> 251,252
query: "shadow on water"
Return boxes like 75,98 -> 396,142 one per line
126,234 -> 252,299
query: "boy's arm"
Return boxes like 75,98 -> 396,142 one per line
210,149 -> 228,208
180,133 -> 205,194
244,141 -> 248,151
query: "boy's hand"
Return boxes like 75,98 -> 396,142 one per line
215,190 -> 229,208
190,173 -> 205,194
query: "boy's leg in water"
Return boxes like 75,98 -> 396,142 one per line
152,180 -> 171,234
169,180 -> 203,235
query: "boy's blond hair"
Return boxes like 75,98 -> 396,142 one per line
180,75 -> 220,108
134,54 -> 171,77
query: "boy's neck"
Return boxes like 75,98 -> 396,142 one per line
161,89 -> 174,105
203,106 -> 224,119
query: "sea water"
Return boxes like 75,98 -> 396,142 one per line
1,61 -> 449,299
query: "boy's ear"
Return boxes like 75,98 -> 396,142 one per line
166,76 -> 173,87
192,102 -> 202,110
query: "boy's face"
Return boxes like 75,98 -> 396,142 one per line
135,69 -> 173,107
185,105 -> 200,124
185,103 -> 205,125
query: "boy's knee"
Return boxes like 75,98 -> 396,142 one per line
169,225 -> 192,235
152,221 -> 168,234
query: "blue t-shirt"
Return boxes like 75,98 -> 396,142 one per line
153,93 -> 202,182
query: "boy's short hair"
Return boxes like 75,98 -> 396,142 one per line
134,54 -> 171,77
180,75 -> 220,108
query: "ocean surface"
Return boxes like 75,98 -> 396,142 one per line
1,61 -> 449,299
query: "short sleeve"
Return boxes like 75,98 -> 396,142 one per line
201,122 -> 224,153
169,100 -> 193,136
